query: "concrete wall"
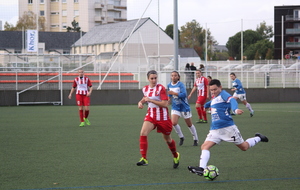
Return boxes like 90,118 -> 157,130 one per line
1,88 -> 299,106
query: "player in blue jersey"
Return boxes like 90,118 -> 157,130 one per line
230,72 -> 254,117
187,79 -> 268,176
167,71 -> 199,146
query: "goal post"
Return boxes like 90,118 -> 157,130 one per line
16,67 -> 63,106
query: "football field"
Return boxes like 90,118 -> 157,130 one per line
1,103 -> 300,190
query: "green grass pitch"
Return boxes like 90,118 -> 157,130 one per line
0,103 -> 300,189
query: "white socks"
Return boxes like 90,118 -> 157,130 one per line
173,124 -> 184,138
199,150 -> 210,169
246,103 -> 253,112
188,124 -> 198,141
246,136 -> 261,148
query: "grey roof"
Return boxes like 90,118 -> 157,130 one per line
213,45 -> 228,52
178,48 -> 199,57
0,31 -> 84,51
73,18 -> 153,47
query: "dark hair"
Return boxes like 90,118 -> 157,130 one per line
147,70 -> 157,79
209,79 -> 221,87
172,70 -> 180,81
207,76 -> 212,80
230,72 -> 236,76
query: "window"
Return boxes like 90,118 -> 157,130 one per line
28,0 -> 33,4
63,49 -> 70,54
51,25 -> 59,28
40,0 -> 44,3
14,50 -> 22,54
51,12 -> 59,15
38,48 -> 44,54
62,0 -> 67,2
74,10 -> 79,16
62,10 -> 67,16
40,11 -> 45,16
62,22 -> 67,29
51,0 -> 59,2
74,0 -> 79,3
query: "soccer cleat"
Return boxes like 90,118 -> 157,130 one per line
193,140 -> 198,146
196,119 -> 203,123
79,122 -> 85,127
188,166 -> 204,176
179,137 -> 184,146
136,158 -> 148,166
202,120 -> 208,123
173,152 -> 180,169
255,133 -> 269,142
84,118 -> 91,125
250,111 -> 254,117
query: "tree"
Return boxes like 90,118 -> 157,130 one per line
4,22 -> 16,31
244,39 -> 274,60
256,21 -> 273,40
180,19 -> 217,60
226,30 -> 263,60
265,48 -> 273,59
67,19 -> 81,32
4,11 -> 46,31
164,24 -> 180,45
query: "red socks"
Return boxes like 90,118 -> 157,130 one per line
196,107 -> 202,120
85,110 -> 89,118
167,139 -> 178,158
79,110 -> 84,122
139,136 -> 148,159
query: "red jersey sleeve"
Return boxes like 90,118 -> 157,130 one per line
87,78 -> 92,87
72,79 -> 77,88
159,85 -> 168,101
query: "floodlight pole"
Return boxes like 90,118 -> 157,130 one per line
173,0 -> 179,71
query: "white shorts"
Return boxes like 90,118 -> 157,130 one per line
205,125 -> 244,145
233,93 -> 247,101
171,110 -> 192,119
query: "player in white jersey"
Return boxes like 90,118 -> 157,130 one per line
136,70 -> 180,169
68,69 -> 93,127
188,79 -> 268,176
167,71 -> 199,146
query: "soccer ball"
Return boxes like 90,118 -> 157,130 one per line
203,165 -> 219,180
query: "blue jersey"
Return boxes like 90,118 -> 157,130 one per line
167,81 -> 191,112
204,90 -> 238,130
232,78 -> 245,94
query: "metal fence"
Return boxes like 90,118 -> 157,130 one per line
0,53 -> 299,90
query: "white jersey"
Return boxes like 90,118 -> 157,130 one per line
142,83 -> 169,121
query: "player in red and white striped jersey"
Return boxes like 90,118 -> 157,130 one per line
136,70 -> 180,168
68,69 -> 93,127
188,70 -> 209,123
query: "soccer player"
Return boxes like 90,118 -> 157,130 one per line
187,79 -> 268,176
230,72 -> 254,117
137,70 -> 180,168
188,70 -> 209,123
68,69 -> 93,127
167,71 -> 199,146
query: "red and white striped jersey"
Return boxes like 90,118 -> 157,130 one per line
194,76 -> 208,97
72,76 -> 92,95
142,84 -> 169,121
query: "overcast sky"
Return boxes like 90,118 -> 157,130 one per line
0,0 -> 298,45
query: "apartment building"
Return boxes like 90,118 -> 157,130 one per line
19,0 -> 127,32
274,5 -> 300,59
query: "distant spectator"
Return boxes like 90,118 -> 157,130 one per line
190,62 -> 197,83
199,64 -> 205,72
185,63 -> 193,88
190,62 -> 197,71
